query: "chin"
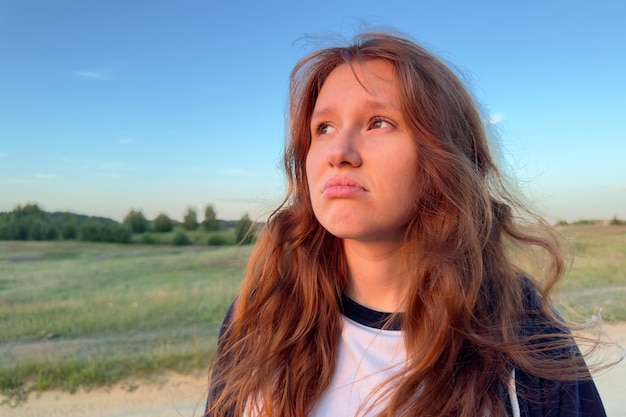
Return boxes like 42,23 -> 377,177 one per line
319,219 -> 406,243
318,221 -> 365,240
322,224 -> 382,242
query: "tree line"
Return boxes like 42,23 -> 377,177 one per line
0,203 -> 256,245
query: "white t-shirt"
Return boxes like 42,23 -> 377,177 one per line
309,296 -> 407,417
241,296 -> 520,417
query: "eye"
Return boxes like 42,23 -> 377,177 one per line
369,117 -> 393,130
315,122 -> 336,136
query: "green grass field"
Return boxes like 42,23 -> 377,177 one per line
0,241 -> 251,403
0,224 -> 625,402
554,225 -> 626,322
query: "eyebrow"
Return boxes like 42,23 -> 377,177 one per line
311,100 -> 401,121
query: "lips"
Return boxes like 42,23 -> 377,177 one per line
322,176 -> 366,198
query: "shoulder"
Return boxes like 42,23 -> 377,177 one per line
218,301 -> 235,340
205,301 -> 236,417
514,278 -> 606,417
515,369 -> 606,417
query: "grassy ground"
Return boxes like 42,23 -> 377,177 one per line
0,242 -> 250,404
554,224 -> 626,322
0,224 -> 624,402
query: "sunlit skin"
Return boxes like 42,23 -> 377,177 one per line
306,60 -> 419,312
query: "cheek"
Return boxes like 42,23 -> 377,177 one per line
304,155 -> 318,208
304,148 -> 321,186
393,155 -> 420,206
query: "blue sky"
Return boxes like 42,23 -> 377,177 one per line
1,0 -> 624,222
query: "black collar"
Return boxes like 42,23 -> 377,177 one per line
340,294 -> 403,331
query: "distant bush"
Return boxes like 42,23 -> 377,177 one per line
173,231 -> 190,246
208,233 -> 234,246
571,219 -> 601,225
101,224 -> 132,243
79,220 -> 131,243
610,216 -> 626,225
141,233 -> 159,244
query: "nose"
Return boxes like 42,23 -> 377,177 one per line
326,129 -> 362,168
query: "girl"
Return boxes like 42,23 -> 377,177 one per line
206,32 -> 607,417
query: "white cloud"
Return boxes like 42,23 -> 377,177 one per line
489,113 -> 505,124
0,152 -> 8,158
75,71 -> 107,79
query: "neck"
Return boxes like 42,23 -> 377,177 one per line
343,239 -> 407,313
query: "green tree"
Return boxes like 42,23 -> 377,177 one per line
183,207 -> 198,231
123,209 -> 149,233
29,219 -> 51,240
11,203 -> 45,240
61,212 -> 77,240
202,204 -> 219,231
100,223 -> 132,243
61,222 -> 77,239
79,219 -> 103,242
15,203 -> 45,218
0,219 -> 15,240
0,203 -> 61,241
235,213 -> 255,245
0,214 -> 22,240
153,213 -> 173,233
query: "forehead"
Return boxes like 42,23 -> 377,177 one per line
313,59 -> 400,110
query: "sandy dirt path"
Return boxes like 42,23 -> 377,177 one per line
2,324 -> 625,417
1,372 -> 209,417
586,322 -> 626,417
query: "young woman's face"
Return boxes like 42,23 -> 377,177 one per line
306,59 -> 419,243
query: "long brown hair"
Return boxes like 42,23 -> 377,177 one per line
208,32 -> 586,417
